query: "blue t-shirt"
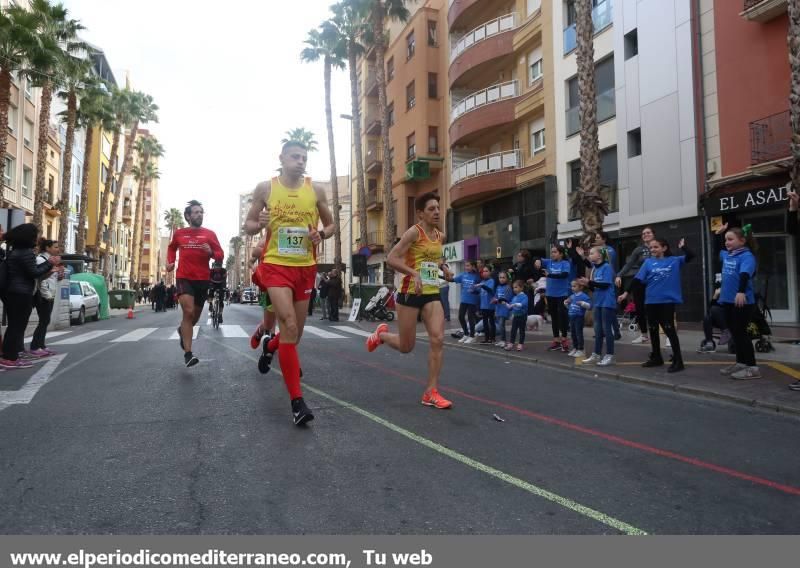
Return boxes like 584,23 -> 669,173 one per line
719,248 -> 756,305
635,256 -> 686,304
604,245 -> 617,269
453,271 -> 481,305
510,292 -> 529,317
479,277 -> 496,311
542,259 -> 571,298
495,283 -> 513,318
590,262 -> 617,309
567,291 -> 591,317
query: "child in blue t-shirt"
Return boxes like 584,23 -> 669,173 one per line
581,246 -> 617,366
564,280 -> 591,358
619,238 -> 693,373
506,280 -> 529,352
478,267 -> 497,344
450,261 -> 481,343
493,271 -> 513,348
536,245 -> 572,352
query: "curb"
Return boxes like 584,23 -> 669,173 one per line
417,336 -> 800,418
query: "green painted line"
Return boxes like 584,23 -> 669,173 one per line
211,337 -> 649,535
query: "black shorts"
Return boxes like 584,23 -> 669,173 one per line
396,293 -> 441,310
207,285 -> 225,300
176,279 -> 209,307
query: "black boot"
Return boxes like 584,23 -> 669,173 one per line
641,354 -> 664,368
667,359 -> 685,373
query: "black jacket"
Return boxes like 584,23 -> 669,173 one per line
4,247 -> 54,295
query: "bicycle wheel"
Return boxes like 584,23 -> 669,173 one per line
212,295 -> 221,329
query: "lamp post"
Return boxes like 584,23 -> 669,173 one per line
340,114 -> 354,290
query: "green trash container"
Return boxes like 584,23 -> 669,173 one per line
109,289 -> 136,309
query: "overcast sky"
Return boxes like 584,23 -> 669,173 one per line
62,0 -> 354,248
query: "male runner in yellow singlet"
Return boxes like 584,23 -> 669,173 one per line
244,140 -> 335,426
366,193 -> 452,409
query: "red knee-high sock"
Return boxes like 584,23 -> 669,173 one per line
278,342 -> 302,399
267,332 -> 281,352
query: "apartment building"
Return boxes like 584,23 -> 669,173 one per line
42,124 -> 61,241
699,0 -> 796,323
127,129 -> 162,287
315,175 -> 352,272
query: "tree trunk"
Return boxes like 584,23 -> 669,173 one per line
33,79 -> 53,232
75,125 -> 93,255
130,170 -> 147,286
58,90 -> 77,251
374,2 -> 396,286
95,129 -> 120,273
0,69 -> 12,206
349,41 -> 369,248
324,57 -> 343,271
105,122 -> 139,284
788,0 -> 800,194
575,0 -> 604,237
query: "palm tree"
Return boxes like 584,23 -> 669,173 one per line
163,207 -> 184,239
56,46 -> 94,250
29,0 -> 85,232
73,76 -> 113,254
331,0 -> 369,249
368,0 -> 411,284
229,235 -> 244,287
572,0 -> 607,238
131,161 -> 159,286
0,5 -> 39,205
281,127 -> 318,151
301,22 -> 347,270
788,1 -> 800,200
103,90 -> 158,280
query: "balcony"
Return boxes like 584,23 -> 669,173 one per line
563,0 -> 614,55
448,0 -> 482,28
450,81 -> 519,145
566,87 -> 616,137
740,0 -> 787,22
366,189 -> 384,211
366,146 -> 382,173
750,110 -> 790,166
367,230 -> 385,252
450,149 -> 526,206
365,103 -> 381,135
449,13 -> 516,87
122,205 -> 133,222
365,67 -> 379,98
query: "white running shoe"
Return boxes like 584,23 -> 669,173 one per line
495,340 -> 506,347
631,335 -> 649,344
731,366 -> 761,380
463,337 -> 476,344
567,348 -> 577,357
457,336 -> 468,343
573,350 -> 585,359
720,363 -> 746,376
597,355 -> 616,366
582,353 -> 602,364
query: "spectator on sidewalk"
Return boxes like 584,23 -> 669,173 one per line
493,271 -> 513,348
449,260 -> 480,343
581,246 -> 617,367
616,227 -> 656,345
308,285 -> 317,317
565,280 -> 591,359
0,224 -> 63,369
506,280 -> 529,352
477,266 -> 496,344
698,276 -> 730,354
27,238 -> 62,357
593,231 -> 621,340
535,245 -> 572,353
327,268 -> 342,322
438,257 -> 451,322
318,272 -> 329,320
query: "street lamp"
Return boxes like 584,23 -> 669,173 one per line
340,114 -> 354,289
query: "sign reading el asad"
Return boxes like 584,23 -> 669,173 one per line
705,183 -> 791,216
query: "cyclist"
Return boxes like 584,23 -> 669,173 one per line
208,261 -> 227,323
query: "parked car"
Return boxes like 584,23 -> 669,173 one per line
70,281 -> 100,324
242,287 -> 258,304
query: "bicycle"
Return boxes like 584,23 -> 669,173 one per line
211,290 -> 222,329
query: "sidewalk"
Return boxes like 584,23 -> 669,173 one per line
351,316 -> 800,417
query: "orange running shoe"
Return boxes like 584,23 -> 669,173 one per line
421,389 -> 452,409
250,324 -> 265,350
366,323 -> 389,352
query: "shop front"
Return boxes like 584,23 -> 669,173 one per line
702,175 -> 798,323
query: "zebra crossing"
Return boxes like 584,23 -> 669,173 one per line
29,323 -> 373,347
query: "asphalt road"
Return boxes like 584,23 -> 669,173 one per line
0,303 -> 798,535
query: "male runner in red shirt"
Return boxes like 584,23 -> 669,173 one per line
166,200 -> 224,367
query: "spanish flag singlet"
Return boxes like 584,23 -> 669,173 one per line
263,176 -> 319,267
400,224 -> 443,296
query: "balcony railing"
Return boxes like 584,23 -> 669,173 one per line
750,109 -> 790,165
367,190 -> 384,209
451,80 -> 518,122
364,103 -> 381,135
451,149 -> 522,184
566,87 -> 616,137
366,147 -> 383,172
367,230 -> 385,247
450,13 -> 517,62
564,0 -> 614,54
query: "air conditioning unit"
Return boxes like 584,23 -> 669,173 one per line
405,160 -> 430,181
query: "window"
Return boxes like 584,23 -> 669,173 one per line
565,56 -> 615,136
627,128 -> 641,157
427,20 -> 438,46
428,73 -> 438,99
24,79 -> 32,99
23,119 -> 33,148
22,166 -> 32,197
624,29 -> 638,60
406,30 -> 416,60
529,118 -> 545,154
101,164 -> 109,183
568,145 -> 618,220
47,174 -> 55,202
74,165 -> 81,188
3,155 -> 15,187
387,57 -> 395,82
388,102 -> 395,126
368,178 -> 378,192
527,0 -> 541,16
528,47 -> 543,85
428,126 -> 439,154
7,105 -> 17,135
406,81 -> 416,110
406,132 -> 416,160
388,147 -> 395,172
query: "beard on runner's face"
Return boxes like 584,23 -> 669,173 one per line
188,209 -> 203,227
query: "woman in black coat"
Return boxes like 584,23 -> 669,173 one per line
1,224 -> 63,368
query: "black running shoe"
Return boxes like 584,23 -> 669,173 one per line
258,336 -> 274,374
184,351 -> 199,367
177,327 -> 184,351
667,361 -> 685,373
291,397 -> 314,426
641,357 -> 664,368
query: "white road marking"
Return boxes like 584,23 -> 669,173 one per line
332,326 -> 373,338
302,326 -> 347,339
111,328 -> 158,342
0,354 -> 68,406
169,326 -> 199,340
220,324 -> 248,338
50,330 -> 114,345
24,330 -> 72,343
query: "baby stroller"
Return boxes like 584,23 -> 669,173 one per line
362,286 -> 395,322
748,292 -> 774,353
618,300 -> 639,338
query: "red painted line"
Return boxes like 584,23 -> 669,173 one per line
328,348 -> 800,497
